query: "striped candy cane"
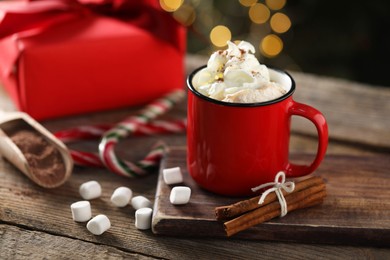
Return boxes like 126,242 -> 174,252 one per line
99,89 -> 185,177
55,119 -> 186,168
55,124 -> 112,143
69,150 -> 103,168
55,120 -> 186,143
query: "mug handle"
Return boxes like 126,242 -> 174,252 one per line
286,100 -> 328,177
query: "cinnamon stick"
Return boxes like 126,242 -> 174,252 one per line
224,185 -> 327,237
215,176 -> 325,220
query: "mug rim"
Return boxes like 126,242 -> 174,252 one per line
187,65 -> 296,107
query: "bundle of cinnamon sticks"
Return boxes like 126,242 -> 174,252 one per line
215,176 -> 327,237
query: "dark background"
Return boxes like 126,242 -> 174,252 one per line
186,0 -> 390,86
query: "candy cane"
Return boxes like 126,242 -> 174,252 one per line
55,90 -> 185,175
55,120 -> 186,143
69,150 -> 103,168
55,124 -> 112,143
55,119 -> 186,168
99,89 -> 185,177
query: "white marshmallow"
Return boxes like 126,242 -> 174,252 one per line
111,187 -> 132,207
192,41 -> 286,103
131,196 -> 152,210
86,214 -> 111,235
170,186 -> 191,205
162,167 -> 183,185
79,180 -> 102,200
70,201 -> 92,222
135,208 -> 153,230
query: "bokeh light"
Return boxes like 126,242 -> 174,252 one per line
160,0 -> 184,12
160,1 -> 292,61
210,25 -> 232,47
249,3 -> 270,24
265,0 -> 286,10
173,4 -> 196,26
270,12 -> 291,33
260,34 -> 283,57
239,0 -> 257,7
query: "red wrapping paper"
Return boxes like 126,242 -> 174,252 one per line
0,0 -> 186,120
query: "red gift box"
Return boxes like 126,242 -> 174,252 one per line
0,0 -> 186,120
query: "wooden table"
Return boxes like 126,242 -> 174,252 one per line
1,55 -> 389,259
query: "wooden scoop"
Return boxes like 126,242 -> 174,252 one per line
0,112 -> 73,188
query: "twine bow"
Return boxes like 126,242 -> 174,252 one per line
251,171 -> 295,217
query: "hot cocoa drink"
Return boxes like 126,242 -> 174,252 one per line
192,41 -> 288,103
186,40 -> 329,196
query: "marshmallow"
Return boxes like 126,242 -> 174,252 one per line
170,186 -> 191,205
70,201 -> 92,222
135,208 -> 153,230
162,167 -> 183,185
192,40 -> 288,103
79,180 -> 102,200
131,196 -> 152,210
111,187 -> 132,207
86,214 -> 111,235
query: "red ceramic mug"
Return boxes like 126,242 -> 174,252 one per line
186,66 -> 328,196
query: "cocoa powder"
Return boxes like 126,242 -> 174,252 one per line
9,129 -> 65,186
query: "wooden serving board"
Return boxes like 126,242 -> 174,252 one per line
152,147 -> 390,246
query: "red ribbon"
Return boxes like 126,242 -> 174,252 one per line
0,0 -> 184,76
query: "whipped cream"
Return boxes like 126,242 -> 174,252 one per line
192,41 -> 287,103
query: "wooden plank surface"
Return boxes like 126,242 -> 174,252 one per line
0,224 -> 152,259
3,153 -> 389,259
291,72 -> 390,150
3,224 -> 390,260
153,147 -> 390,246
